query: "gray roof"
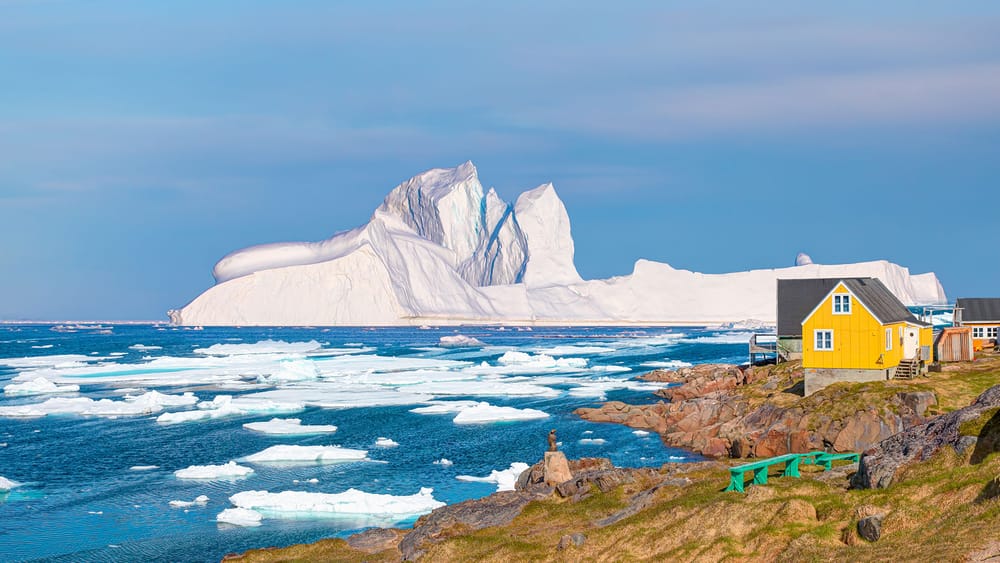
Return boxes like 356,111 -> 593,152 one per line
777,277 -> 929,337
842,278 -> 930,327
777,278 -> 848,337
956,298 -> 1000,322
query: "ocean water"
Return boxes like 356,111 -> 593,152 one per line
0,324 -> 761,562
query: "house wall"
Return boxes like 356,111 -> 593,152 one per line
804,367 -> 892,396
802,284 -> 904,370
963,322 -> 999,350
919,326 -> 935,362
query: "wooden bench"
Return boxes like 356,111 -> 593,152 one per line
811,452 -> 860,471
724,453 -> 802,493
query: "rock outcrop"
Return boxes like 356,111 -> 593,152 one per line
851,384 -> 1000,489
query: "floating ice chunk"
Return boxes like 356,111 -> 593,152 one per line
375,437 -> 399,448
452,402 -> 549,424
194,340 -> 323,356
410,401 -> 481,415
583,430 -> 593,435
0,476 -> 20,491
241,445 -> 368,464
0,354 -> 100,369
156,395 -> 303,425
129,465 -> 159,471
0,391 -> 197,418
169,495 -> 209,508
529,345 -> 616,356
579,438 -> 607,445
217,507 -> 263,526
639,360 -> 693,369
259,360 -> 321,383
30,344 -> 54,349
129,344 -> 162,351
228,487 -> 444,520
456,462 -> 529,492
242,418 -> 337,435
4,377 -> 80,396
433,458 -> 453,466
439,335 -> 484,348
407,380 -> 559,398
678,332 -> 756,345
632,430 -> 651,437
174,461 -> 254,480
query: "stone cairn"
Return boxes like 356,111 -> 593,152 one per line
543,429 -> 573,485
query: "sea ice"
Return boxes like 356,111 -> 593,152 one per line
217,507 -> 263,526
632,430 -> 651,437
240,445 -> 368,464
0,391 -> 197,418
452,402 -> 549,424
439,335 -> 484,347
433,458 -> 453,466
242,418 -> 337,435
3,377 -> 80,396
410,400 -> 481,414
169,495 -> 209,508
174,461 -> 254,480
193,340 -> 323,356
129,344 -> 163,351
156,395 -> 303,424
129,465 -> 159,471
579,438 -> 607,445
227,487 -> 445,519
374,437 -> 399,447
0,476 -> 20,490
639,360 -> 693,369
456,462 -> 529,492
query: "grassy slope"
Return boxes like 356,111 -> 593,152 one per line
230,354 -> 1000,562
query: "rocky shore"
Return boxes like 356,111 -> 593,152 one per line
576,362 -> 937,458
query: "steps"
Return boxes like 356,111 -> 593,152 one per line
895,358 -> 921,379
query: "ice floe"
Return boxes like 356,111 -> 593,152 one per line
193,340 -> 324,356
3,377 -> 80,396
639,360 -> 693,369
456,462 -> 529,492
0,391 -> 197,418
129,344 -> 162,351
374,437 -> 399,448
410,400 -> 481,415
174,461 -> 254,480
632,430 -> 651,437
0,476 -> 20,491
433,458 -> 453,466
242,418 -> 337,435
240,445 -> 368,464
169,495 -> 209,508
452,403 -> 549,424
579,438 -> 607,445
156,395 -> 303,425
227,487 -> 445,521
439,335 -> 484,347
129,465 -> 159,471
217,507 -> 263,526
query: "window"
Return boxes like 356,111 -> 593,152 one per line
815,330 -> 833,351
885,328 -> 893,351
988,327 -> 999,338
833,294 -> 851,314
973,327 -> 985,338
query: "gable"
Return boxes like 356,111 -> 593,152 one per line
777,278 -> 859,337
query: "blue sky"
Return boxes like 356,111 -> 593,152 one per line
2,1 -> 999,320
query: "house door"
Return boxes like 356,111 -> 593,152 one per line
903,327 -> 920,359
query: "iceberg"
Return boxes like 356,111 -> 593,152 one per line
168,495 -> 209,508
0,476 -> 20,491
0,391 -> 197,419
174,461 -> 254,480
242,418 -> 337,435
170,162 -> 947,326
456,462 -> 530,492
3,377 -> 80,396
226,487 -> 445,521
451,402 -> 549,424
374,437 -> 399,448
240,445 -> 368,464
216,507 -> 263,527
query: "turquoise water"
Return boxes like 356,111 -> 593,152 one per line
0,324 -> 757,561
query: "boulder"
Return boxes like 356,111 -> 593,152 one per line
857,514 -> 884,542
543,451 -> 572,486
516,457 -> 613,494
556,533 -> 586,550
897,391 -> 937,417
345,528 -> 404,553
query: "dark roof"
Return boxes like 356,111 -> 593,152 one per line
956,298 -> 1000,322
841,278 -> 929,327
777,277 -> 929,336
777,278 -> 850,337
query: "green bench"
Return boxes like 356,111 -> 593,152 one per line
725,451 -> 862,493
724,453 -> 802,493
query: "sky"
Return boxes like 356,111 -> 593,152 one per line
2,1 -> 999,320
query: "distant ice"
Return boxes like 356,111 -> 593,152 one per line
129,344 -> 162,351
174,461 -> 254,480
529,345 -> 616,356
579,438 -> 607,445
433,458 -> 453,466
410,401 -> 480,415
129,465 -> 159,471
217,507 -> 263,527
456,462 -> 529,492
156,395 -> 303,425
439,335 -> 484,348
227,487 -> 444,520
632,430 -> 651,437
0,476 -> 20,491
639,360 -> 693,369
374,437 -> 399,448
241,445 -> 368,464
452,402 -> 549,424
30,344 -> 54,349
4,377 -> 80,396
0,391 -> 197,419
243,418 -> 337,435
0,354 -> 101,369
169,495 -> 209,508
193,340 -> 323,356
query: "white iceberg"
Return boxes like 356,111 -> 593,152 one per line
240,445 -> 368,464
227,487 -> 444,520
193,340 -> 323,356
217,507 -> 263,526
433,458 -> 453,466
169,162 -> 946,326
452,402 -> 549,424
0,391 -> 197,418
3,377 -> 80,396
169,495 -> 209,508
156,395 -> 303,425
579,438 -> 607,445
129,344 -> 162,351
632,430 -> 651,437
438,335 -> 484,348
174,461 -> 254,480
456,462 -> 530,492
374,437 -> 399,448
129,465 -> 159,471
0,476 -> 20,491
242,418 -> 337,435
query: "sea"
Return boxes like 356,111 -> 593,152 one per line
0,323 -> 764,562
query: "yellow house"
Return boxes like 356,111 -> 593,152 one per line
802,278 -> 933,396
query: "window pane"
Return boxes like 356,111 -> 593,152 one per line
844,296 -> 850,312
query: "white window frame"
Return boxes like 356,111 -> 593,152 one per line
973,326 -> 985,338
832,294 -> 851,315
814,329 -> 834,351
885,328 -> 893,351
988,326 -> 999,338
